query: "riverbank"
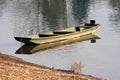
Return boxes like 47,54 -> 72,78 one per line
0,53 -> 103,80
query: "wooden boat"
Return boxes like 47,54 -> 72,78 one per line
15,34 -> 101,54
14,20 -> 100,44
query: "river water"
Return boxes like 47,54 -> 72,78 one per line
0,0 -> 120,80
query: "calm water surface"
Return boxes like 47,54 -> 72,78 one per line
0,0 -> 120,80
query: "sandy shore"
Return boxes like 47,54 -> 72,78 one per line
0,53 -> 104,80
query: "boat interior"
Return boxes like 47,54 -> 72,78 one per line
38,25 -> 91,37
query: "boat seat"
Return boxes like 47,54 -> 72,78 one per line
39,34 -> 57,37
75,26 -> 80,31
53,31 -> 73,34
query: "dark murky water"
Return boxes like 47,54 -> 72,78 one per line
0,0 -> 120,80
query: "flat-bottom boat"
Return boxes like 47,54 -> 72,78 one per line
14,20 -> 100,44
15,34 -> 101,54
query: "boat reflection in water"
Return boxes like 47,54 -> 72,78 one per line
15,34 -> 101,54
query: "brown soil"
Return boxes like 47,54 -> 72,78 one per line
0,53 -> 104,80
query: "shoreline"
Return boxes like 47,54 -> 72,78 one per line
0,52 -> 104,80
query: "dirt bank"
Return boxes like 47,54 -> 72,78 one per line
0,53 -> 104,80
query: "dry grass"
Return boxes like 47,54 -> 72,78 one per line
70,60 -> 84,74
0,53 -> 104,80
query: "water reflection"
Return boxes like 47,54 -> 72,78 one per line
108,0 -> 120,34
72,0 -> 89,23
13,0 -> 68,36
15,34 -> 101,54
40,0 -> 67,31
13,0 -> 90,36
14,0 -> 40,36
